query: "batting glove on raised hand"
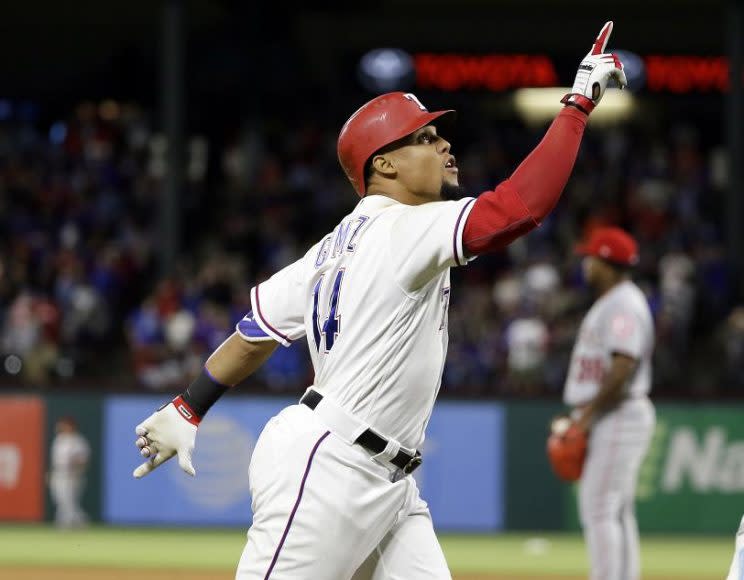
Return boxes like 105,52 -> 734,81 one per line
132,395 -> 199,478
562,21 -> 628,115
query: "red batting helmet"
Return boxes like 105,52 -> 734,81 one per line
575,226 -> 639,266
337,92 -> 455,197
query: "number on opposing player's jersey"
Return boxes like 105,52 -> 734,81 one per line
312,269 -> 345,353
577,357 -> 604,382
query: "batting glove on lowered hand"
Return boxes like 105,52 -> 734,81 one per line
132,396 -> 199,478
562,21 -> 628,115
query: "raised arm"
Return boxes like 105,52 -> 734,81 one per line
463,21 -> 627,256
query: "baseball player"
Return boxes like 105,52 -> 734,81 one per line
49,416 -> 91,528
132,23 -> 626,579
563,226 -> 655,580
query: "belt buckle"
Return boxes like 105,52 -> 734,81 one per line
403,453 -> 422,474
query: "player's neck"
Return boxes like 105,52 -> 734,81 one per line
596,276 -> 627,297
365,181 -> 438,206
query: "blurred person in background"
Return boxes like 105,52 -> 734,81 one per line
126,289 -> 203,390
503,308 -> 549,394
563,227 -> 655,580
48,416 -> 90,528
719,306 -> 744,391
0,98 -> 156,385
501,261 -> 560,393
126,295 -> 173,389
1,290 -> 60,383
653,248 -> 695,386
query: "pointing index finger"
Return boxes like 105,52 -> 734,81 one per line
591,21 -> 614,55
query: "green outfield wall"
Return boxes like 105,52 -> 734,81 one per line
504,400 -> 564,530
637,405 -> 744,533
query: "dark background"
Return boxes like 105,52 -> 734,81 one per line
0,1 -> 739,398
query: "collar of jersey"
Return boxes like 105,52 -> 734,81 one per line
600,279 -> 633,302
357,194 -> 403,210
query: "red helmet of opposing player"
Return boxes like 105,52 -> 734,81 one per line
337,92 -> 455,197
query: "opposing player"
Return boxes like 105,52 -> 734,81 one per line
132,23 -> 626,579
563,227 -> 655,580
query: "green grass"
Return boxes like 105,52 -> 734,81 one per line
0,526 -> 244,570
441,534 -> 733,577
0,526 -> 734,577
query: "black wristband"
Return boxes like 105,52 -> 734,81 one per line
180,368 -> 230,419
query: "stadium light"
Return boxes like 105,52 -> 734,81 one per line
513,87 -> 636,126
358,48 -> 415,92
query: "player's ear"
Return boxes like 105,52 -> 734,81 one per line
370,153 -> 397,178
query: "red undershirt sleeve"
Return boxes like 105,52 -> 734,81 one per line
462,106 -> 588,256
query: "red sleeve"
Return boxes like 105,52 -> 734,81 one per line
463,106 -> 588,256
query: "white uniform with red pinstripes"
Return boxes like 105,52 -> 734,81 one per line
235,194 -> 475,579
563,280 -> 655,580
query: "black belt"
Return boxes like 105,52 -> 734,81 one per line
300,389 -> 422,474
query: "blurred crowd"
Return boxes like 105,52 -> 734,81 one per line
0,101 -> 156,385
0,98 -> 740,398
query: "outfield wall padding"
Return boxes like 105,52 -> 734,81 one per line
2,392 -> 743,533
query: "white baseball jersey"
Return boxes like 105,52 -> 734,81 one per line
50,432 -> 90,476
563,280 -> 654,406
505,317 -> 549,372
237,194 -> 477,450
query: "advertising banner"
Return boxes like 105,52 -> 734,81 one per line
104,395 -> 292,526
0,396 -> 45,520
419,402 -> 505,531
636,405 -> 744,533
104,396 -> 506,530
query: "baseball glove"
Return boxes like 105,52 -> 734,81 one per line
546,415 -> 588,482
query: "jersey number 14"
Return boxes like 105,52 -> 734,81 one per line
312,269 -> 345,353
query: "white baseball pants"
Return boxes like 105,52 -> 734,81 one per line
49,472 -> 88,527
578,397 -> 655,580
236,403 -> 451,579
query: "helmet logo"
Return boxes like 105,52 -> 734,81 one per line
403,93 -> 428,111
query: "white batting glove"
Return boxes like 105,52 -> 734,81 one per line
133,396 -> 199,478
562,21 -> 628,114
